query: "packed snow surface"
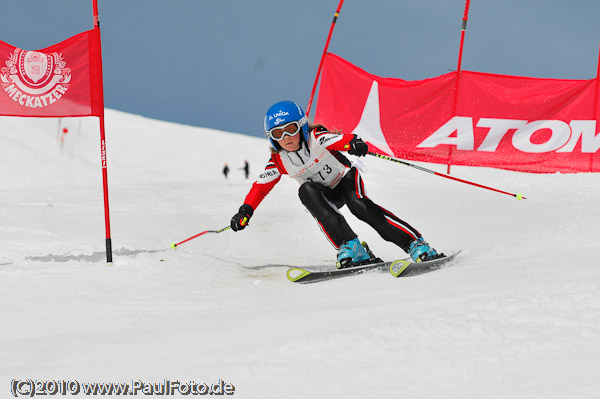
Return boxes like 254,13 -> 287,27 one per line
1,110 -> 598,398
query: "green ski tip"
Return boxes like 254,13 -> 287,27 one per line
287,267 -> 311,282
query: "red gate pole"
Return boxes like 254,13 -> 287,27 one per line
448,0 -> 471,174
306,0 -> 345,119
92,0 -> 113,266
456,0 -> 471,73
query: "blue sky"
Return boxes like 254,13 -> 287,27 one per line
2,0 -> 599,137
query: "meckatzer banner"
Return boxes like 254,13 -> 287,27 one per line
315,53 -> 600,173
0,29 -> 103,118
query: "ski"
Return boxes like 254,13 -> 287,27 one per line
286,251 -> 460,283
389,251 -> 461,277
286,261 -> 393,283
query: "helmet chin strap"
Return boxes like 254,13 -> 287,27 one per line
299,132 -> 310,154
270,139 -> 282,151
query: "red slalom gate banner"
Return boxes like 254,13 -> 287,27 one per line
1,5 -> 113,265
314,53 -> 600,173
0,29 -> 103,117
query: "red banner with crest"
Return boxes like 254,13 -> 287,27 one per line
0,29 -> 103,117
314,53 -> 600,173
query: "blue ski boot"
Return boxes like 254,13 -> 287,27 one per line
409,237 -> 441,263
336,238 -> 371,269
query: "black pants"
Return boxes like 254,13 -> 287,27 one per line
298,168 -> 421,251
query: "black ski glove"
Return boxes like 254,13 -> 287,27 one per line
347,136 -> 369,156
230,204 -> 254,231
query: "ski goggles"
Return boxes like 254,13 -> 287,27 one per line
266,121 -> 301,141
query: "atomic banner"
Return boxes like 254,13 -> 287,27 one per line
314,53 -> 600,173
0,29 -> 103,117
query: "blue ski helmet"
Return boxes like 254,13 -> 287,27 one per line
264,101 -> 309,150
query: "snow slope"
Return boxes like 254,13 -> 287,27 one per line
1,110 -> 599,398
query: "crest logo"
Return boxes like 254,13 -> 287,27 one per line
1,48 -> 71,108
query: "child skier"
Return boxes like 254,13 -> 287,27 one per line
230,100 -> 441,268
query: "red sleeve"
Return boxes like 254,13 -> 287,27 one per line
244,176 -> 281,210
314,131 -> 355,152
243,154 -> 283,210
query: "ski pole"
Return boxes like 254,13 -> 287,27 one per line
171,225 -> 231,249
368,152 -> 526,200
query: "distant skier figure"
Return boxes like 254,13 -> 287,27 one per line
240,160 -> 250,179
230,100 -> 442,268
223,163 -> 229,179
